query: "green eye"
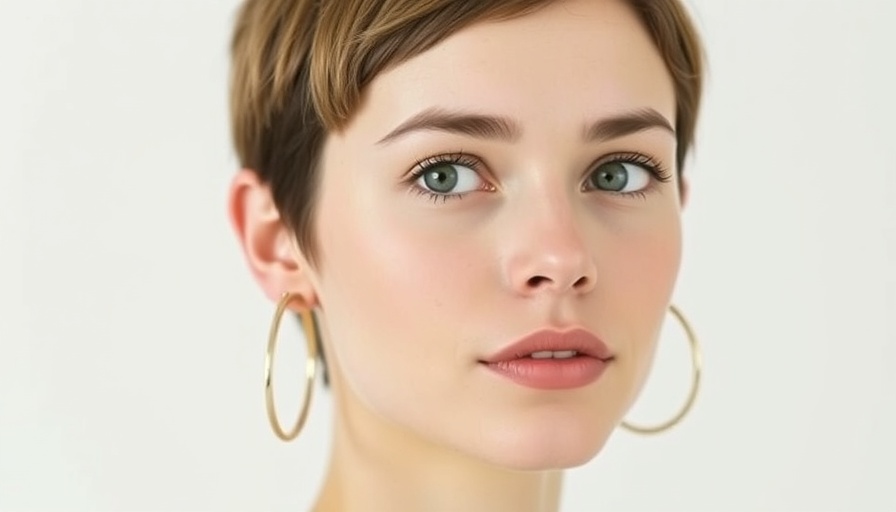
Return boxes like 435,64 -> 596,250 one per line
421,163 -> 459,194
587,161 -> 650,193
590,162 -> 629,191
415,161 -> 482,196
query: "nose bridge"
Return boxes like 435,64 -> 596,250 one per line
501,185 -> 597,295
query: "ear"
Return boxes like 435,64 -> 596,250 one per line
227,169 -> 320,310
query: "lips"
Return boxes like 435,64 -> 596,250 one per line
479,328 -> 614,390
481,328 -> 614,363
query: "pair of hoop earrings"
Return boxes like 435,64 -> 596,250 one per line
265,293 -> 703,442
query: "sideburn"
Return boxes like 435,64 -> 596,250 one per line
257,60 -> 330,384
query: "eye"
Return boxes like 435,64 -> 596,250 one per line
415,161 -> 483,196
586,161 -> 652,194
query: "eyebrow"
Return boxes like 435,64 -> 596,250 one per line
376,107 -> 674,145
376,107 -> 520,145
584,108 -> 675,141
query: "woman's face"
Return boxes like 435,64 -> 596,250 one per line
306,0 -> 680,469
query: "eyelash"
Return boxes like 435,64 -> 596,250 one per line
586,152 -> 673,200
405,151 -> 672,202
406,152 -> 485,203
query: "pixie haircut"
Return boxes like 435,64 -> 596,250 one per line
230,0 -> 704,264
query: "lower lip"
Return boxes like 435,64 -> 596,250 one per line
481,357 -> 609,390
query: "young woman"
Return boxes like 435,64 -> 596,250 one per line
227,0 -> 704,509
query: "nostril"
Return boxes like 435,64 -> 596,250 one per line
526,275 -> 552,288
573,276 -> 590,289
525,274 -> 590,291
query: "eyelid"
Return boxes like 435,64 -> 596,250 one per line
406,151 -> 485,179
403,150 -> 671,202
582,152 -> 672,187
404,151 -> 495,202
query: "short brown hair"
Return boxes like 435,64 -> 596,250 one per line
230,0 -> 704,264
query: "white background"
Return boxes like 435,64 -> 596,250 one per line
1,0 -> 894,510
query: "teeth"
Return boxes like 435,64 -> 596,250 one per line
530,350 -> 578,359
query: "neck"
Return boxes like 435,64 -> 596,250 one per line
311,377 -> 564,512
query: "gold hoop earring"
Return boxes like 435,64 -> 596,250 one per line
621,304 -> 702,435
265,292 -> 318,442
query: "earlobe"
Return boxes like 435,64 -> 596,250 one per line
227,169 -> 320,309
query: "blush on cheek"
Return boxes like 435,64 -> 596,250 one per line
605,217 -> 682,396
607,222 -> 680,304
629,212 -> 682,293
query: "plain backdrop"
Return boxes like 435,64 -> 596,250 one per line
1,0 -> 894,510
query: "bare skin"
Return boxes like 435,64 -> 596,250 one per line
229,0 -> 683,510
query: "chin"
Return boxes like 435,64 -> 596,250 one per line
485,435 -> 611,472
472,413 -> 617,471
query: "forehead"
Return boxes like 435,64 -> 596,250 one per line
353,0 -> 675,138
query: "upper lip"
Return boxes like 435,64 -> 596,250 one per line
480,328 -> 614,363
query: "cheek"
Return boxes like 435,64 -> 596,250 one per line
601,210 -> 682,402
615,220 -> 681,304
312,185 -> 486,416
601,198 -> 682,308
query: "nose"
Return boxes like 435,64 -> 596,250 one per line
502,200 -> 598,297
